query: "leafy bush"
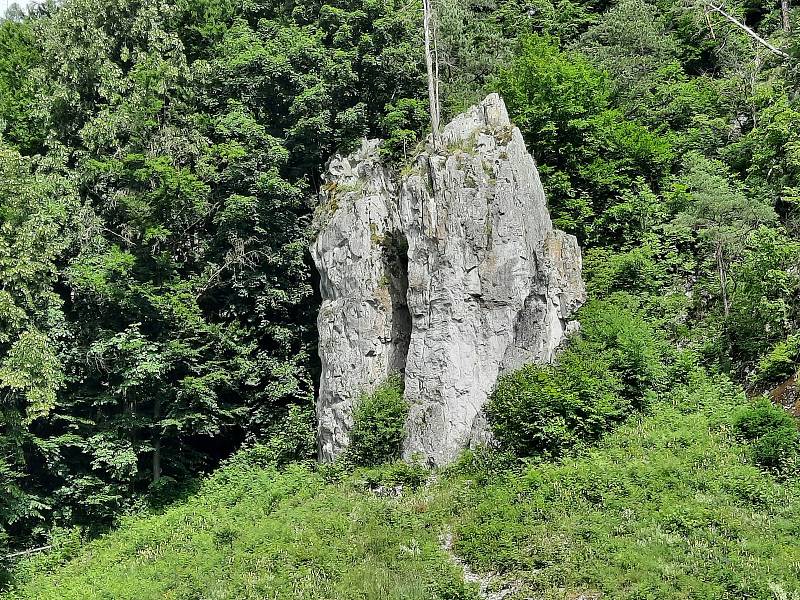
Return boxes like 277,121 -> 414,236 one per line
445,447 -> 519,485
751,429 -> 799,472
486,297 -> 669,458
381,98 -> 429,163
734,399 -> 797,440
486,357 -> 622,457
448,373 -> 800,598
575,295 -> 669,401
733,399 -> 799,472
356,461 -> 429,491
728,227 -> 800,373
347,376 -> 408,467
752,334 -> 800,387
584,245 -> 667,298
254,403 -> 318,467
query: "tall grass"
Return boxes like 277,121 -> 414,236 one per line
6,462 -> 474,600
437,372 -> 800,599
6,371 -> 800,600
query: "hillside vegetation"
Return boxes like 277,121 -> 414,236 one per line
1,0 -> 800,596
7,367 -> 800,599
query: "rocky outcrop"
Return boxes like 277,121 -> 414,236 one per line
311,94 -> 585,466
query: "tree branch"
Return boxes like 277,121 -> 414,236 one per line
5,545 -> 52,560
707,2 -> 790,58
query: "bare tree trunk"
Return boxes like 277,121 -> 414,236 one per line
4,546 -> 53,560
423,0 -> 442,151
707,2 -> 790,58
716,242 -> 730,319
152,396 -> 161,483
781,0 -> 791,32
705,7 -> 717,39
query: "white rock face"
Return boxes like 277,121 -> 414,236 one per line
311,94 -> 585,466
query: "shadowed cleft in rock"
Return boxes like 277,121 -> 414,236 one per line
311,94 -> 586,466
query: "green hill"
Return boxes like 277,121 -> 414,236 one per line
7,369 -> 799,600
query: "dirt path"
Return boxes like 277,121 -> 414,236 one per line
439,529 -> 519,600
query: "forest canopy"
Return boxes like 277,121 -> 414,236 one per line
0,0 -> 798,572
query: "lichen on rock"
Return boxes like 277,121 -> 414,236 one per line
311,94 -> 586,466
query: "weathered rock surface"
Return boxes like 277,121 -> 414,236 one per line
311,94 -> 585,466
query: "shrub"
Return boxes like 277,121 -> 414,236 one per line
584,245 -> 667,298
446,447 -> 519,484
256,403 -> 317,466
728,227 -> 800,373
733,399 -> 799,472
751,429 -> 799,471
752,334 -> 800,387
576,295 -> 669,402
486,297 -> 669,458
381,98 -> 429,163
734,399 -> 797,440
356,461 -> 429,491
347,376 -> 408,466
486,355 -> 623,458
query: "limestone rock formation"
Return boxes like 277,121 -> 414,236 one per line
311,94 -> 585,466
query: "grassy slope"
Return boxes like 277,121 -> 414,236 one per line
6,465 -> 474,600
438,373 -> 800,599
7,373 -> 800,600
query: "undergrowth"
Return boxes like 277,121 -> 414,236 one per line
5,462 -> 475,600
436,371 -> 800,599
6,368 -> 800,599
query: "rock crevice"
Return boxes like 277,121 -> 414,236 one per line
311,94 -> 586,466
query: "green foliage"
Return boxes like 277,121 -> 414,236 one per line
672,153 -> 776,250
1,0 -> 800,582
730,228 -> 800,375
498,34 -> 673,242
381,98 -> 429,163
578,296 -> 669,398
356,461 -> 430,491
754,334 -> 800,387
486,359 -> 623,458
0,17 -> 41,152
348,376 -> 408,467
664,154 -> 780,371
9,371 -> 800,600
434,0 -> 532,117
444,372 -> 800,598
0,142 -> 77,549
580,0 -> 680,119
0,0 -> 433,547
734,399 -> 797,441
9,461 -> 477,600
725,90 -> 800,223
751,428 -> 799,474
584,244 -> 668,298
254,403 -> 317,467
486,297 -> 669,457
0,330 -> 63,421
733,399 -> 800,472
672,154 -> 776,293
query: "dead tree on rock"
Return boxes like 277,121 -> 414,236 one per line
423,0 -> 442,151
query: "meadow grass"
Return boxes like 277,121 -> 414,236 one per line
6,463 -> 474,600
436,373 -> 800,599
6,372 -> 799,599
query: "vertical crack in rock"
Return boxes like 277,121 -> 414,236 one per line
383,231 -> 412,375
311,94 -> 586,466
